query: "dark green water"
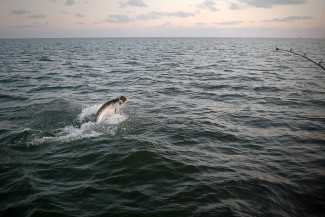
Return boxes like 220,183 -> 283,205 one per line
0,38 -> 324,217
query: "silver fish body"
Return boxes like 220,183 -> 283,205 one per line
95,96 -> 127,123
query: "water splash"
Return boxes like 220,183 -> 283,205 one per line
78,104 -> 102,122
29,104 -> 127,146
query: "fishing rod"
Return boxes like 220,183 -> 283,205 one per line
275,47 -> 325,71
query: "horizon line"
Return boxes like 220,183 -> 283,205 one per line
1,36 -> 324,40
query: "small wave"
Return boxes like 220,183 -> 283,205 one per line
38,56 -> 53,62
253,86 -> 282,92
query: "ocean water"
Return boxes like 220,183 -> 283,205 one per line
0,38 -> 324,217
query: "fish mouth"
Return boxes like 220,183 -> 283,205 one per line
119,100 -> 127,106
119,96 -> 127,105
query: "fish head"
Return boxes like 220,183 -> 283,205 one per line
119,96 -> 127,106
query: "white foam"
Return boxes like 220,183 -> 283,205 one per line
30,104 -> 128,146
78,104 -> 102,122
100,113 -> 127,125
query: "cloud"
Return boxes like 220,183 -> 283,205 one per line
106,15 -> 134,23
11,9 -> 30,15
107,10 -> 195,23
137,11 -> 195,20
30,22 -> 49,26
26,14 -> 47,19
197,0 -> 218,12
76,13 -> 85,18
262,15 -> 313,22
229,3 -> 243,10
136,11 -> 163,20
166,11 -> 195,17
238,0 -> 306,8
120,0 -> 147,8
49,0 -> 58,2
216,20 -> 243,25
66,0 -> 75,6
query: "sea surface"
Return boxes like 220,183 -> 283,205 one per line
0,38 -> 324,217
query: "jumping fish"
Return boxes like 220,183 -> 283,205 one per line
95,96 -> 127,123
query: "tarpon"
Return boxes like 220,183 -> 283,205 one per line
95,96 -> 127,123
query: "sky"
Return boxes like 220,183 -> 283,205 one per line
0,0 -> 324,38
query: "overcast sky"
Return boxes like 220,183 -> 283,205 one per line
0,0 -> 324,38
